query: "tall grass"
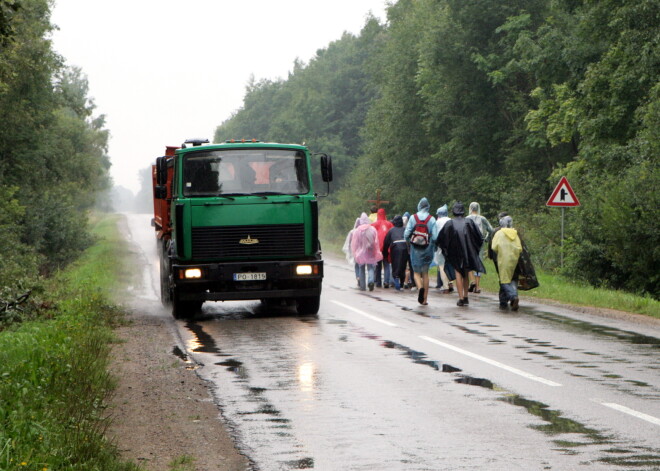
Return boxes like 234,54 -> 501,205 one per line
0,214 -> 139,471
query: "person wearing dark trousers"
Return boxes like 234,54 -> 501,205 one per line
437,202 -> 485,306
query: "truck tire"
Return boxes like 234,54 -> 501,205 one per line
171,290 -> 202,320
158,239 -> 171,305
296,295 -> 320,315
159,257 -> 171,305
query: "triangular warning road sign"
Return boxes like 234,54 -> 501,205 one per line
547,176 -> 580,207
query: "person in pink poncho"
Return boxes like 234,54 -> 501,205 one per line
350,212 -> 383,291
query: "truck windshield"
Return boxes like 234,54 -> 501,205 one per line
182,149 -> 310,197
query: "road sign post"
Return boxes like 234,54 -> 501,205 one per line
546,176 -> 580,268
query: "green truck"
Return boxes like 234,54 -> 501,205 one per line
152,139 -> 332,318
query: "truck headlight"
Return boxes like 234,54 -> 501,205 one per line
296,265 -> 313,276
183,268 -> 203,279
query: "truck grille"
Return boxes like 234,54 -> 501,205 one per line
191,224 -> 306,259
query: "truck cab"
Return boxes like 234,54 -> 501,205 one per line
153,139 -> 332,318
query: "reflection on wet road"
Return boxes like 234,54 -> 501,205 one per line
124,214 -> 660,470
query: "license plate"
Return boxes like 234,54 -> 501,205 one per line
233,272 -> 267,281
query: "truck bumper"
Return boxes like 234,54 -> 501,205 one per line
171,259 -> 323,302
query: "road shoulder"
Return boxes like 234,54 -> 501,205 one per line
107,304 -> 250,471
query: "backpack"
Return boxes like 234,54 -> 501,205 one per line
410,214 -> 432,248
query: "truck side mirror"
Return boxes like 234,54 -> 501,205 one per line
156,156 -> 168,186
320,154 -> 333,182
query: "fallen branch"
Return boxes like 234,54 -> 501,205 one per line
0,290 -> 31,313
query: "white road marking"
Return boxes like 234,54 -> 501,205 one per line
600,402 -> 660,426
420,335 -> 562,387
331,300 -> 398,327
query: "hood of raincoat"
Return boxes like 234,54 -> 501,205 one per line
392,215 -> 403,227
436,204 -> 448,217
499,215 -> 513,228
469,202 -> 481,214
377,208 -> 387,221
356,212 -> 370,226
417,198 -> 430,213
452,202 -> 465,217
501,227 -> 518,240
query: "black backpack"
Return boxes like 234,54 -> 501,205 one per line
410,214 -> 432,248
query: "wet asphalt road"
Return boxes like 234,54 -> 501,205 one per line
125,214 -> 660,471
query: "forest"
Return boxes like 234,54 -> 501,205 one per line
0,0 -> 657,304
0,0 -> 110,307
215,0 -> 659,298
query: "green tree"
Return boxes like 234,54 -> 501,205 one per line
0,0 -> 111,279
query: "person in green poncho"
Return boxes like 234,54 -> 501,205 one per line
489,215 -> 522,311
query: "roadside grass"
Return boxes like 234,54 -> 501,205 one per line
0,214 -> 140,471
431,259 -> 659,319
168,455 -> 196,471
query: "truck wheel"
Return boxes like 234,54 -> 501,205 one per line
296,296 -> 320,315
159,258 -> 171,305
158,239 -> 171,305
172,291 -> 202,320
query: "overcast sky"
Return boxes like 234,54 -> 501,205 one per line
50,0 -> 389,193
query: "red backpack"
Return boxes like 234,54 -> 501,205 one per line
410,214 -> 432,248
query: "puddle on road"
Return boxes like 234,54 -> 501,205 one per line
172,345 -> 188,361
171,345 -> 199,370
382,340 -> 459,372
532,311 -> 660,348
185,321 -> 221,353
284,457 -> 314,469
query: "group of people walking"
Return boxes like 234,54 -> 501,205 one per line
343,198 -> 525,310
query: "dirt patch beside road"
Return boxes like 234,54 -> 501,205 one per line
107,302 -> 250,471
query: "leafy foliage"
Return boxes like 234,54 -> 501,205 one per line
0,0 -> 110,300
215,0 -> 659,298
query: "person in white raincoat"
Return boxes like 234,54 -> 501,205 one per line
466,201 -> 493,294
490,215 -> 522,311
432,204 -> 453,293
342,215 -> 361,286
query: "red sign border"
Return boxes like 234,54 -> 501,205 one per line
546,176 -> 580,207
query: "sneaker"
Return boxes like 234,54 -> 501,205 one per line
384,283 -> 390,289
448,283 -> 454,293
463,297 -> 469,305
457,298 -> 466,307
510,297 -> 519,311
368,282 -> 374,292
468,282 -> 476,293
394,279 -> 401,290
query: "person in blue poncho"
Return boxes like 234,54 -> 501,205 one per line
404,198 -> 436,305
